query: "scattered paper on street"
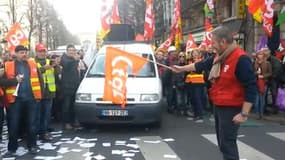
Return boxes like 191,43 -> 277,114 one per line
163,138 -> 175,142
102,142 -> 111,147
39,143 -> 57,150
163,154 -> 177,159
71,149 -> 82,152
57,147 -> 69,154
79,142 -> 96,148
82,152 -> 94,157
130,138 -> 140,141
126,144 -> 139,149
122,152 -> 135,157
93,154 -> 106,160
143,140 -> 161,144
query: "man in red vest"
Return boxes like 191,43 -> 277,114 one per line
172,26 -> 257,160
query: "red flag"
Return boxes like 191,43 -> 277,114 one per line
111,0 -> 121,24
144,0 -> 155,41
174,0 -> 182,49
103,47 -> 147,108
5,23 -> 29,53
135,34 -> 145,41
262,0 -> 274,37
100,0 -> 111,39
199,18 -> 213,50
186,34 -> 197,52
157,36 -> 173,52
248,0 -> 265,14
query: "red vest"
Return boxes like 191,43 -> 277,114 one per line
209,48 -> 245,107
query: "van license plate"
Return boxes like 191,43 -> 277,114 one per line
101,110 -> 128,116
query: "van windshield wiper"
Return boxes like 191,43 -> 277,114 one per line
87,73 -> 105,77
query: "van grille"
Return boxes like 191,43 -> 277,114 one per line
96,98 -> 135,101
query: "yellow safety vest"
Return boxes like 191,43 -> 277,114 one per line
33,58 -> 56,92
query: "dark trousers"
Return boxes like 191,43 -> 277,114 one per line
189,85 -> 205,118
38,99 -> 53,135
166,85 -> 177,109
175,88 -> 186,110
62,95 -> 76,124
7,99 -> 38,151
0,106 -> 3,140
214,106 -> 241,160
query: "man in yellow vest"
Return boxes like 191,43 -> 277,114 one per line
4,45 -> 42,157
33,43 -> 57,142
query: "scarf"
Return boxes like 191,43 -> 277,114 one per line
208,43 -> 238,81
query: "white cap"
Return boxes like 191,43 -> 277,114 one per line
168,46 -> 176,52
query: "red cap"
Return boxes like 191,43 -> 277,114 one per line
36,43 -> 47,52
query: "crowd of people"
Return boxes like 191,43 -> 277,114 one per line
0,44 -> 87,157
155,32 -> 285,123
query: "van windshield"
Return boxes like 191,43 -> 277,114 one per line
87,53 -> 156,77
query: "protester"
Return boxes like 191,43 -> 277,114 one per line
33,43 -> 57,141
171,26 -> 257,160
60,44 -> 81,130
254,48 -> 272,119
4,45 -> 42,156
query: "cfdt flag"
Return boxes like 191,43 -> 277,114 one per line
5,23 -> 29,53
144,0 -> 155,41
103,47 -> 147,108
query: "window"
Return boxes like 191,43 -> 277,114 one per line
87,53 -> 156,78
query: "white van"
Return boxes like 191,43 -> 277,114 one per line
75,42 -> 163,127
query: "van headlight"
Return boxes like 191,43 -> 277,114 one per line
76,93 -> 92,101
140,94 -> 159,101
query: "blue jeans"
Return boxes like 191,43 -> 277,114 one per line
214,106 -> 241,160
38,99 -> 53,135
7,98 -> 38,151
255,92 -> 265,116
189,85 -> 205,118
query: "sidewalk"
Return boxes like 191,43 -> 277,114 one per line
249,112 -> 285,124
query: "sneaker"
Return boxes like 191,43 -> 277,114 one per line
64,123 -> 73,130
185,110 -> 195,117
194,117 -> 204,123
73,123 -> 83,130
39,133 -> 53,142
28,147 -> 39,155
4,150 -> 17,158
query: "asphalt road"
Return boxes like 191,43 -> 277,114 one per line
1,109 -> 285,160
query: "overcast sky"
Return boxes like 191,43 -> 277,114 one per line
48,0 -> 103,34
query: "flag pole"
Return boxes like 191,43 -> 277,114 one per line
147,59 -> 172,70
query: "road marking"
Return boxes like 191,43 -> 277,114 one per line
202,134 -> 274,160
267,132 -> 285,141
135,136 -> 181,160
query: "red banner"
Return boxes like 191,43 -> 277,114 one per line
111,0 -> 121,24
186,34 -> 197,52
144,0 -> 155,41
100,0 -> 111,39
262,0 -> 274,37
5,23 -> 29,53
103,47 -> 147,108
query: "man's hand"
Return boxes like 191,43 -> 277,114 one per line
171,65 -> 184,73
16,74 -> 24,83
232,113 -> 248,124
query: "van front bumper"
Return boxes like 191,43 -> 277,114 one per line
74,101 -> 162,125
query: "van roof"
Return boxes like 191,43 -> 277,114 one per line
99,42 -> 154,54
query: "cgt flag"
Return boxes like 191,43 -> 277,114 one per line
5,23 -> 29,53
103,47 -> 147,108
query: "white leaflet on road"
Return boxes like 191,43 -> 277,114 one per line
125,158 -> 133,160
87,138 -> 98,142
34,155 -> 63,160
53,142 -> 63,146
79,142 -> 96,148
163,154 -> 177,158
238,135 -> 245,138
16,147 -> 28,156
3,158 -> 15,160
163,138 -> 175,142
57,147 -> 69,154
102,143 -> 111,147
111,150 -> 127,155
51,134 -> 62,138
122,152 -> 135,157
130,138 -> 140,141
39,143 -> 57,150
64,140 -> 75,144
71,149 -> 82,152
143,140 -> 161,144
37,140 -> 43,145
60,138 -> 71,141
50,131 -> 63,135
73,137 -> 86,141
84,157 -> 92,160
93,154 -> 106,160
83,152 -> 94,157
126,144 -> 139,149
128,150 -> 140,153
115,140 -> 126,145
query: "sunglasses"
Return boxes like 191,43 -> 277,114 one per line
179,56 -> 185,58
